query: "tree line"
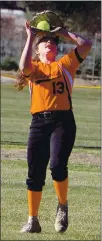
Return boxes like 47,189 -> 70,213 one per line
1,1 -> 101,34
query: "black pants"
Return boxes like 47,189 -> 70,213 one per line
26,110 -> 76,191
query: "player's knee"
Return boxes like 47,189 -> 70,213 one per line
26,177 -> 45,191
50,166 -> 68,181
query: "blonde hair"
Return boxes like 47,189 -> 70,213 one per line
14,69 -> 29,91
14,52 -> 39,91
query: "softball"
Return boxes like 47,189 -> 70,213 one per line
37,20 -> 50,31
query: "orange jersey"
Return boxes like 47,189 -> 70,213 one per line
27,49 -> 81,114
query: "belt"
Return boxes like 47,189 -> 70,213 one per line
32,111 -> 56,120
32,110 -> 71,120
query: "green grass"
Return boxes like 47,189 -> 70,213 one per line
1,157 -> 100,240
1,83 -> 100,147
72,88 -> 100,147
1,83 -> 101,240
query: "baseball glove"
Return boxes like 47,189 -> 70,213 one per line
29,10 -> 63,32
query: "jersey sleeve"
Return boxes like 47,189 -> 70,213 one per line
21,60 -> 36,81
59,48 -> 84,78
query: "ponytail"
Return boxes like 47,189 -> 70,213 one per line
14,69 -> 29,91
14,54 -> 38,91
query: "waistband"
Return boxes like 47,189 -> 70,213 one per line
32,110 -> 72,120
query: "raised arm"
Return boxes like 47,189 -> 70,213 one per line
54,28 -> 92,60
19,22 -> 36,76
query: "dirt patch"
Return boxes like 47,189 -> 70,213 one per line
69,152 -> 100,166
1,70 -> 17,77
1,148 -> 27,161
74,77 -> 100,86
1,71 -> 100,86
1,148 -> 100,166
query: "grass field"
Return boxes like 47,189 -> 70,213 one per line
1,83 -> 100,147
1,83 -> 101,240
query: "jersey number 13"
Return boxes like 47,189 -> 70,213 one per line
52,81 -> 64,94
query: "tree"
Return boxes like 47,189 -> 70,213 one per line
1,15 -> 25,62
1,1 -> 101,33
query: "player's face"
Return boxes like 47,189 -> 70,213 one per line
37,37 -> 58,57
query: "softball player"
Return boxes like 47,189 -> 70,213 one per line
16,21 -> 92,233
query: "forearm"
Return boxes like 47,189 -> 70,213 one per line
58,29 -> 92,59
19,35 -> 34,76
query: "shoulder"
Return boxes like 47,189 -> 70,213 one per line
58,49 -> 76,64
58,48 -> 83,74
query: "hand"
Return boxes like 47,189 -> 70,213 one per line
26,21 -> 51,39
25,21 -> 42,38
50,26 -> 62,33
25,21 -> 34,38
51,27 -> 67,38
